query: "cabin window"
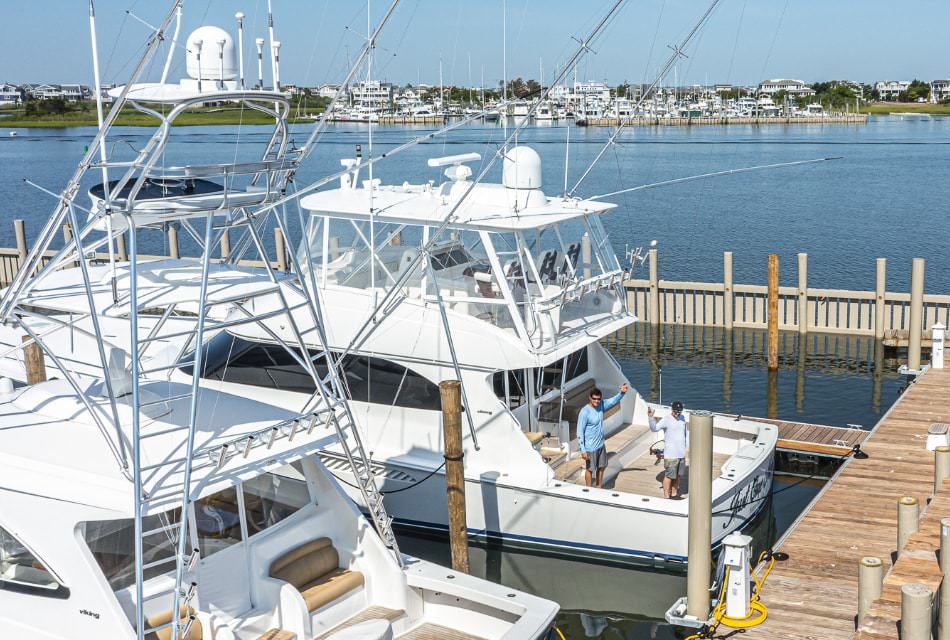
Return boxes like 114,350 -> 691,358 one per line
492,346 -> 589,406
181,333 -> 443,411
243,467 -> 311,535
0,525 -> 69,598
194,487 -> 243,558
81,508 -> 182,591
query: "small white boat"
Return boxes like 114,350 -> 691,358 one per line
8,131 -> 16,137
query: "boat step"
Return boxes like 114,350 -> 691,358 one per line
313,606 -> 405,640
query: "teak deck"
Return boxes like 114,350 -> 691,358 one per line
750,366 -> 950,640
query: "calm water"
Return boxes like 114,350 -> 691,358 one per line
0,117 -> 924,637
2,116 -> 949,293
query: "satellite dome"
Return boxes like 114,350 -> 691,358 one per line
185,26 -> 237,81
502,146 -> 542,190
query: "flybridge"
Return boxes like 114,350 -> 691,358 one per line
298,146 -> 632,355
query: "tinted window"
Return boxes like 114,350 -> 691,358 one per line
243,469 -> 310,535
181,333 -> 442,410
431,247 -> 470,270
82,508 -> 182,591
194,487 -> 243,558
0,525 -> 68,598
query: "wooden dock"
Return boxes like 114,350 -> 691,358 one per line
576,114 -> 869,127
750,366 -> 950,640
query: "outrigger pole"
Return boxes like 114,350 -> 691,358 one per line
570,0 -> 726,197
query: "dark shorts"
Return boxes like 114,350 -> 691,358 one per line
664,457 -> 684,480
585,446 -> 608,471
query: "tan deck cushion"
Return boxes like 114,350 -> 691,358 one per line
523,431 -> 545,446
300,568 -> 365,612
269,537 -> 337,590
144,606 -> 202,640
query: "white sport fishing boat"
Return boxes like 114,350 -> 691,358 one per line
0,4 -> 558,639
26,146 -> 777,564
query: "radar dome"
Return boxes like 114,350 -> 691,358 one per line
185,26 -> 237,81
502,146 -> 542,190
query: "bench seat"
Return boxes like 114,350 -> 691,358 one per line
270,537 -> 364,614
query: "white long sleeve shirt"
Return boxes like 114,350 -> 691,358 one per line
649,413 -> 688,459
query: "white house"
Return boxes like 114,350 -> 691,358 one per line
351,80 -> 392,109
317,84 -> 343,99
0,83 -> 21,106
874,80 -> 910,100
930,80 -> 950,103
757,79 -> 815,98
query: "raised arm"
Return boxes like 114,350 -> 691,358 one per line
602,383 -> 629,411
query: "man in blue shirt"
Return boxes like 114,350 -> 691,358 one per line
577,382 -> 629,487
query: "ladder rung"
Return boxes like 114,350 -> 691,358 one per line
142,521 -> 181,538
139,393 -> 193,408
141,556 -> 176,572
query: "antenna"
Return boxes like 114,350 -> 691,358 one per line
235,12 -> 245,89
217,39 -> 226,90
272,41 -> 282,91
255,37 -> 265,89
267,0 -> 277,89
194,39 -> 204,92
88,0 -> 117,293
160,4 -> 182,84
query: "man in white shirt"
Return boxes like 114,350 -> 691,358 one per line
647,401 -> 688,499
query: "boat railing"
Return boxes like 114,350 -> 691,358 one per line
145,157 -> 300,181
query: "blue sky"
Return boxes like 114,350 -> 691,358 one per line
2,0 -> 948,88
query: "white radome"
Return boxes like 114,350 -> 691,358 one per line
185,26 -> 238,80
502,145 -> 543,190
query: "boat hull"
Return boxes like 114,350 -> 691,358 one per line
321,449 -> 774,566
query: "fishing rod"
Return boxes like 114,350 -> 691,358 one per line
589,157 -> 842,200
570,0 -> 726,197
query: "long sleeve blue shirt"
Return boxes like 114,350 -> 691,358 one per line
577,391 -> 624,452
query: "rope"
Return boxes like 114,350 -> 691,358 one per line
711,448 -> 854,516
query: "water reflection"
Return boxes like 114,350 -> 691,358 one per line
604,324 -> 904,429
396,324 -> 901,638
398,476 -> 817,639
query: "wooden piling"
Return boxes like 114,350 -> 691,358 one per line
220,229 -> 231,260
797,253 -> 808,335
767,254 -> 779,371
723,251 -> 733,330
687,410 -> 713,620
936,446 -> 950,496
875,258 -> 887,340
648,249 -> 659,325
14,220 -> 27,260
22,335 -> 46,385
439,380 -> 469,574
168,224 -> 180,259
908,258 -> 925,371
275,228 -> 287,272
898,496 -> 920,553
858,556 -> 883,627
581,233 -> 592,280
901,583 -> 933,640
940,518 -> 950,640
116,232 -> 128,262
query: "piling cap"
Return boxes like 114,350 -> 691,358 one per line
901,582 -> 932,598
899,496 -> 919,506
860,556 -> 883,567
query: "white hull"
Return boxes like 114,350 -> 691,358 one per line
322,421 -> 774,564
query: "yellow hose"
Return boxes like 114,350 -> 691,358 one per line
550,625 -> 566,640
683,550 -> 776,639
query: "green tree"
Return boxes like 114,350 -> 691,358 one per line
905,79 -> 930,102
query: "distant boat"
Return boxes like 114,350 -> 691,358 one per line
894,112 -> 932,120
7,131 -> 16,137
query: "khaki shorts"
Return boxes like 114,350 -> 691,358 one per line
664,457 -> 685,480
584,446 -> 608,471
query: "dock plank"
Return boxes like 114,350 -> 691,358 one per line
752,367 -> 950,640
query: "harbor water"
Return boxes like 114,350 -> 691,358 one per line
0,116 -> 927,636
